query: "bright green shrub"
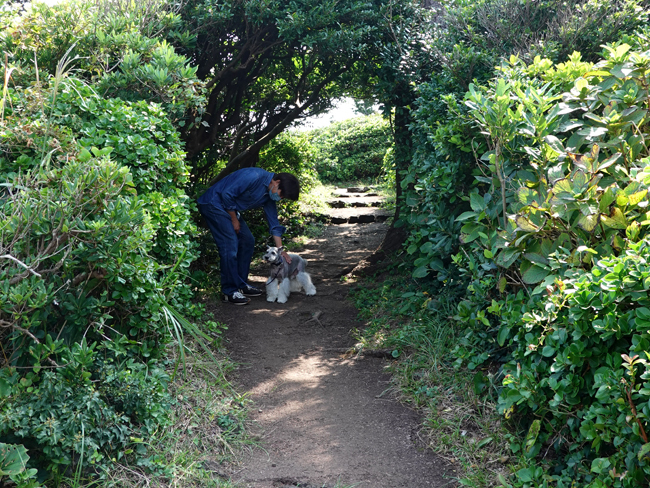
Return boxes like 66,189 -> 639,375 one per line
0,66 -> 198,478
450,43 -> 650,486
0,154 -> 175,476
1,0 -> 206,127
307,115 -> 393,183
491,238 -> 650,486
259,132 -> 319,193
406,31 -> 650,486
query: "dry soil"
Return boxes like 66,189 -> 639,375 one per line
211,217 -> 459,488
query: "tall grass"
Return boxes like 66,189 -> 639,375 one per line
1,54 -> 17,122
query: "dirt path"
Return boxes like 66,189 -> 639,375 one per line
212,199 -> 458,487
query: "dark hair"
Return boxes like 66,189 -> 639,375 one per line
274,172 -> 300,201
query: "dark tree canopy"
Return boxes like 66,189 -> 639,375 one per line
171,0 -> 394,184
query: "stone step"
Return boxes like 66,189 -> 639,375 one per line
331,192 -> 380,198
332,187 -> 376,196
330,214 -> 390,224
324,207 -> 392,224
327,199 -> 384,208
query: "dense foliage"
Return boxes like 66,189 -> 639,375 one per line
396,7 -> 650,485
306,115 -> 393,183
5,0 -> 650,486
171,0 -> 398,183
0,3 -> 207,483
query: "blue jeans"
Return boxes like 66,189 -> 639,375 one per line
198,201 -> 255,295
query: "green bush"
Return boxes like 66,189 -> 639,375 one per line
0,63 -> 198,480
406,32 -> 650,486
493,239 -> 650,486
1,0 -> 206,127
307,114 -> 393,183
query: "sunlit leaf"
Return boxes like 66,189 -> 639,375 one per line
544,135 -> 564,154
610,64 -> 635,79
572,170 -> 588,193
597,152 -> 622,171
601,207 -> 627,229
599,186 -> 617,212
577,213 -> 599,232
548,164 -> 566,184
515,215 -> 540,232
577,126 -> 608,138
517,187 -> 539,205
628,190 -> 648,206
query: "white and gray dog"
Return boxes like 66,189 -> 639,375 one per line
262,246 -> 316,303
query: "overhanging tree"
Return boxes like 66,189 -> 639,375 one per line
170,0 -> 392,184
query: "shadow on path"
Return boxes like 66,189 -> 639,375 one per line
213,222 -> 458,488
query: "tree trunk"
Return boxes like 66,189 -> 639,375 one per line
364,103 -> 413,266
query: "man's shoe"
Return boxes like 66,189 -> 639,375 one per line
223,291 -> 251,305
241,284 -> 263,297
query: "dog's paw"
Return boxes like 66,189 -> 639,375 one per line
306,291 -> 316,296
277,297 -> 288,304
266,296 -> 276,302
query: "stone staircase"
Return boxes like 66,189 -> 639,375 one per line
323,187 -> 391,224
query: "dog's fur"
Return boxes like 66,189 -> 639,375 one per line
262,246 -> 316,303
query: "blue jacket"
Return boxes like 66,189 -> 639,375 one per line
198,168 -> 286,237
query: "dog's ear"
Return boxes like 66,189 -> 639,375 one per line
278,246 -> 284,252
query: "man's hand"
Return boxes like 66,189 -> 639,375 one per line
282,250 -> 292,264
273,236 -> 291,263
228,211 -> 240,233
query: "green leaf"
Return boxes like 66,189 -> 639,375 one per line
598,152 -> 622,171
412,266 -> 429,278
544,135 -> 564,154
638,443 -> 650,462
552,178 -> 574,201
0,379 -> 11,398
524,252 -> 549,266
636,308 -> 650,321
77,148 -> 92,162
516,468 -> 534,482
515,215 -> 540,232
496,248 -> 520,268
571,170 -> 588,193
456,211 -> 477,221
548,163 -> 566,184
517,187 -> 539,205
541,346 -> 555,357
577,213 -> 599,232
498,276 -> 507,293
599,187 -> 617,211
0,443 -> 29,476
590,457 -> 611,474
521,263 -> 549,284
601,208 -> 627,229
628,190 -> 648,206
525,419 -> 541,453
497,326 -> 510,347
469,192 -> 487,212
